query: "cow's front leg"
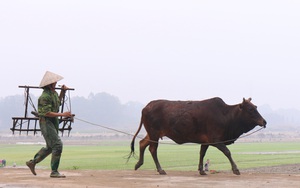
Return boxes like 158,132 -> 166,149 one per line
198,144 -> 209,175
214,144 -> 240,175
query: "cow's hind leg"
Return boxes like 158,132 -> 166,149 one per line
214,144 -> 240,175
198,144 -> 209,175
135,135 -> 150,170
149,140 -> 166,175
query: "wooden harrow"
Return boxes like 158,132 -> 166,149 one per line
11,85 -> 75,136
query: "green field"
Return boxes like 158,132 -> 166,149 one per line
1,141 -> 299,172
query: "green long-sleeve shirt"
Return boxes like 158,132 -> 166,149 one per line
38,87 -> 61,132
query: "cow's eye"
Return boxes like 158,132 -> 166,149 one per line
248,108 -> 255,112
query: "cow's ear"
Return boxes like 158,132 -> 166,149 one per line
240,98 -> 246,110
248,97 -> 252,101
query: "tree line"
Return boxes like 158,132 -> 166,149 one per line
0,92 -> 144,133
0,92 -> 299,134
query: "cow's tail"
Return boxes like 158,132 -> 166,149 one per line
126,116 -> 143,162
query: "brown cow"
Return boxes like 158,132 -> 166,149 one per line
130,97 -> 267,175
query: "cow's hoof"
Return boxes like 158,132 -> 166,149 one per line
158,170 -> 167,175
233,169 -> 240,175
135,162 -> 143,170
199,171 -> 207,175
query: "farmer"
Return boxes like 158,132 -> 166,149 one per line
26,71 -> 72,178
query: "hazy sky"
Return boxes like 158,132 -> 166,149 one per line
1,1 -> 299,110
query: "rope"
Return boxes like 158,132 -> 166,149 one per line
75,117 -> 138,138
74,117 -> 265,146
202,127 -> 265,146
68,90 -> 71,113
64,90 -> 71,112
28,95 -> 37,112
23,90 -> 37,112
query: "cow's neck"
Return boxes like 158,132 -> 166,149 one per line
226,105 -> 256,141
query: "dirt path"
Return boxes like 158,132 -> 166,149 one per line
1,165 -> 300,188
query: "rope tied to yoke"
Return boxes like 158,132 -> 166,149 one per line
74,117 -> 265,146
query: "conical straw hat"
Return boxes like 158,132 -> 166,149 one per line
39,71 -> 64,87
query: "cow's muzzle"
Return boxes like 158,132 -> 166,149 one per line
259,119 -> 267,128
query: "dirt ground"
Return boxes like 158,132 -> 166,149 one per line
0,164 -> 300,188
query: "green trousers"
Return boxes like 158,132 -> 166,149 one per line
32,119 -> 63,172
